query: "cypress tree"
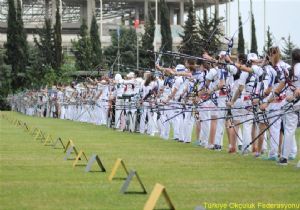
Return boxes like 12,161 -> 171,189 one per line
140,8 -> 155,68
16,0 -> 28,68
180,0 -> 201,56
160,0 -> 172,66
4,0 -> 17,78
198,4 -> 223,55
90,15 -> 103,67
237,15 -> 245,54
4,0 -> 28,91
250,13 -> 258,54
282,35 -> 296,63
0,49 -> 12,109
34,19 -> 55,67
30,19 -> 56,87
264,26 -> 273,53
72,19 -> 93,71
53,0 -> 63,71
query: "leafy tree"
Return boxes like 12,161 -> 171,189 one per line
250,13 -> 258,54
160,0 -> 173,66
90,15 -> 103,67
237,15 -> 245,54
104,27 -> 137,72
282,35 -> 296,62
140,8 -> 155,68
180,0 -> 201,56
72,19 -> 94,71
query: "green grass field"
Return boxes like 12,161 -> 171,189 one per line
0,111 -> 299,210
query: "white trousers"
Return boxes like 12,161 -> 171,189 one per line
198,101 -> 211,146
215,97 -> 227,146
183,109 -> 194,143
115,99 -> 124,129
139,102 -> 149,134
159,108 -> 171,140
282,103 -> 299,159
171,104 -> 183,140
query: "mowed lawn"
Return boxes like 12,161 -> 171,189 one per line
0,111 -> 299,210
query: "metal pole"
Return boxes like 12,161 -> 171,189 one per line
118,27 -> 120,73
250,0 -> 252,49
100,0 -> 103,41
155,0 -> 158,51
137,29 -> 139,71
264,0 -> 266,46
154,0 -> 158,64
228,0 -> 230,36
225,2 -> 228,37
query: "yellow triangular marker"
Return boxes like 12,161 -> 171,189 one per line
24,123 -> 31,132
34,130 -> 46,142
72,150 -> 88,168
108,158 -> 129,182
30,127 -> 37,135
34,129 -> 42,140
53,137 -> 65,149
144,183 -> 175,210
64,139 -> 75,153
43,134 -> 54,146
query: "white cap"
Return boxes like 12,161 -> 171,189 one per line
114,73 -> 122,81
219,51 -> 227,57
127,72 -> 135,78
175,64 -> 186,72
247,53 -> 258,62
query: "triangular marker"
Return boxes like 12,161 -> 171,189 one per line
64,139 -> 75,153
64,145 -> 79,160
144,183 -> 175,210
120,170 -> 147,194
108,158 -> 129,181
43,134 -> 54,146
34,129 -> 42,140
34,129 -> 46,142
85,154 -> 106,172
72,150 -> 88,168
30,128 -> 38,136
23,123 -> 29,131
53,137 -> 65,149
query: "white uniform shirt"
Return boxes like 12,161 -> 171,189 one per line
206,67 -> 219,91
115,80 -> 124,97
294,63 -> 300,88
172,76 -> 184,101
142,81 -> 157,100
238,65 -> 263,95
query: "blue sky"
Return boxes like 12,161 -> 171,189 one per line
217,0 -> 299,53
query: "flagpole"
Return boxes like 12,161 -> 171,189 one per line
117,26 -> 120,73
154,0 -> 158,63
264,0 -> 266,46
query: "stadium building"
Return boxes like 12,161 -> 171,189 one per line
0,0 -> 231,53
